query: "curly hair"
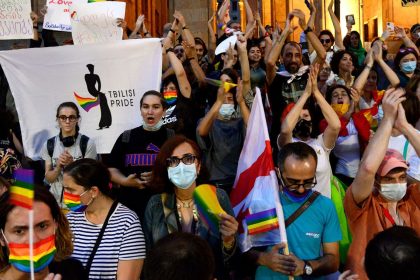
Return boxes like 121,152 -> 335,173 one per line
330,50 -> 357,75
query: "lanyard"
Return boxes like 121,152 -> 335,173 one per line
382,207 -> 396,226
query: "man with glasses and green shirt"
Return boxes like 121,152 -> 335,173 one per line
248,142 -> 341,279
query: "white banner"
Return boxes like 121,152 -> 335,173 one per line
0,39 -> 162,159
43,0 -> 87,32
0,0 -> 34,40
70,2 -> 125,45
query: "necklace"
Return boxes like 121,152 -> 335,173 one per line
176,198 -> 194,208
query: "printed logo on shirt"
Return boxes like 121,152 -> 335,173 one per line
305,232 -> 320,239
125,144 -> 160,167
162,105 -> 177,125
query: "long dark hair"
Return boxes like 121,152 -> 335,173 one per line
151,135 -> 208,193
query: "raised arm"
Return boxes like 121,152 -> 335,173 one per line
373,40 -> 400,87
352,50 -> 375,93
311,64 -> 340,149
236,78 -> 250,125
174,11 -> 195,46
395,104 -> 420,157
243,0 -> 255,33
236,35 -> 251,97
292,9 -> 326,61
266,14 -> 296,85
395,26 -> 420,56
351,88 -> 405,204
129,15 -> 144,39
197,85 -> 225,137
116,18 -> 128,40
182,41 -> 206,84
217,0 -> 230,37
327,0 -> 345,50
207,11 -> 217,63
278,74 -> 312,147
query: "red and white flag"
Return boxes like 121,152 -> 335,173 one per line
230,88 -> 288,252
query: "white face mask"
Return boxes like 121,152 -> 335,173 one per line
379,183 -> 407,202
167,162 -> 197,190
219,104 -> 235,120
143,118 -> 164,131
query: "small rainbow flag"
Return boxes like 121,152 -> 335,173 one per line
63,192 -> 84,211
193,184 -> 225,235
9,235 -> 56,273
74,92 -> 99,112
360,105 -> 379,130
245,208 -> 279,235
163,90 -> 177,105
204,78 -> 237,93
10,169 -> 34,209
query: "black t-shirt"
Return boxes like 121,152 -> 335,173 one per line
103,126 -> 171,224
162,93 -> 196,140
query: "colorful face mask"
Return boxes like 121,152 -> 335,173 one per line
7,234 -> 56,273
163,90 -> 177,106
283,188 -> 313,203
331,103 -> 350,117
63,191 -> 89,212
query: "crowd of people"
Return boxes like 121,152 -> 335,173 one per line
0,0 -> 420,279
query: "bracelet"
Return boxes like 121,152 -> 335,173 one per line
166,47 -> 174,54
304,26 -> 313,34
365,64 -> 372,69
182,25 -> 188,30
169,28 -> 175,33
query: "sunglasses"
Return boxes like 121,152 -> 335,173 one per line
320,39 -> 331,44
166,153 -> 197,167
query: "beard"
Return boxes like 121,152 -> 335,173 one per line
285,62 -> 300,74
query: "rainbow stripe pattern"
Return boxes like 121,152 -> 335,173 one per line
163,90 -> 177,105
204,78 -> 237,92
193,184 -> 225,235
74,92 -> 99,112
63,192 -> 85,212
10,169 -> 34,209
9,235 -> 56,273
245,208 -> 279,235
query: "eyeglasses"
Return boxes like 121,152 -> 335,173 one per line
320,67 -> 331,73
166,153 -> 197,167
320,39 -> 331,44
58,115 -> 78,122
281,175 -> 317,191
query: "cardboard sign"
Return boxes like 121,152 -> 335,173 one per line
0,0 -> 34,40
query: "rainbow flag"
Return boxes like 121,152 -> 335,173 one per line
73,92 -> 99,112
163,90 -> 177,105
9,235 -> 56,273
10,169 -> 34,209
360,105 -> 379,130
193,184 -> 225,235
204,78 -> 237,93
245,208 -> 279,235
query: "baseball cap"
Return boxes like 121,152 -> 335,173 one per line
377,149 -> 408,177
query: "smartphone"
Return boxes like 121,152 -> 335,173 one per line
304,0 -> 311,10
346,15 -> 355,25
386,22 -> 395,32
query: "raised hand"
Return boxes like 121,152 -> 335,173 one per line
290,9 -> 307,30
181,40 -> 197,59
394,26 -> 407,39
381,88 -> 406,122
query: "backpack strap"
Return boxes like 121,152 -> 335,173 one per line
47,137 -> 56,159
285,191 -> 320,228
121,130 -> 131,143
79,135 -> 89,158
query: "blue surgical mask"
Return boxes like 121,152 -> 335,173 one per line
401,61 -> 417,74
283,188 -> 313,203
168,162 -> 197,190
219,104 -> 235,120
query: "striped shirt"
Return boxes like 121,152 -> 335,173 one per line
67,203 -> 145,279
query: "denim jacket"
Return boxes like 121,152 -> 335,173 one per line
144,187 -> 237,278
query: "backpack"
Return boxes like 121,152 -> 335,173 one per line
47,135 -> 89,159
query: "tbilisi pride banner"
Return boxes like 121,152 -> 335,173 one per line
43,0 -> 87,32
0,0 -> 34,40
0,39 -> 162,159
70,1 -> 126,45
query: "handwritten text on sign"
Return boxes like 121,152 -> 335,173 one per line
70,2 -> 126,45
43,0 -> 87,32
0,0 -> 33,40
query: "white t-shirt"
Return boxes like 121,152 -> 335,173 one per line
291,134 -> 333,198
388,131 -> 420,178
41,134 -> 97,207
334,119 -> 361,178
67,203 -> 146,279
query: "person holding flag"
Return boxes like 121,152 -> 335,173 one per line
0,170 -> 87,280
230,87 -> 341,279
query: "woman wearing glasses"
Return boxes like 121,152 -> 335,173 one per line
41,102 -> 97,208
144,135 -> 238,280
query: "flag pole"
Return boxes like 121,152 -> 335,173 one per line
29,210 -> 35,280
283,243 -> 294,280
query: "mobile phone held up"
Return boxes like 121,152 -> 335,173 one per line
386,22 -> 395,32
346,14 -> 355,26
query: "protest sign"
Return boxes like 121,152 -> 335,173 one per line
0,0 -> 33,40
0,39 -> 162,159
43,0 -> 87,32
70,2 -> 126,45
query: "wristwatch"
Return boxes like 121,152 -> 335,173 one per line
304,26 -> 313,34
304,261 -> 313,275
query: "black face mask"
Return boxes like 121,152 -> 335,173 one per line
293,119 -> 312,139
